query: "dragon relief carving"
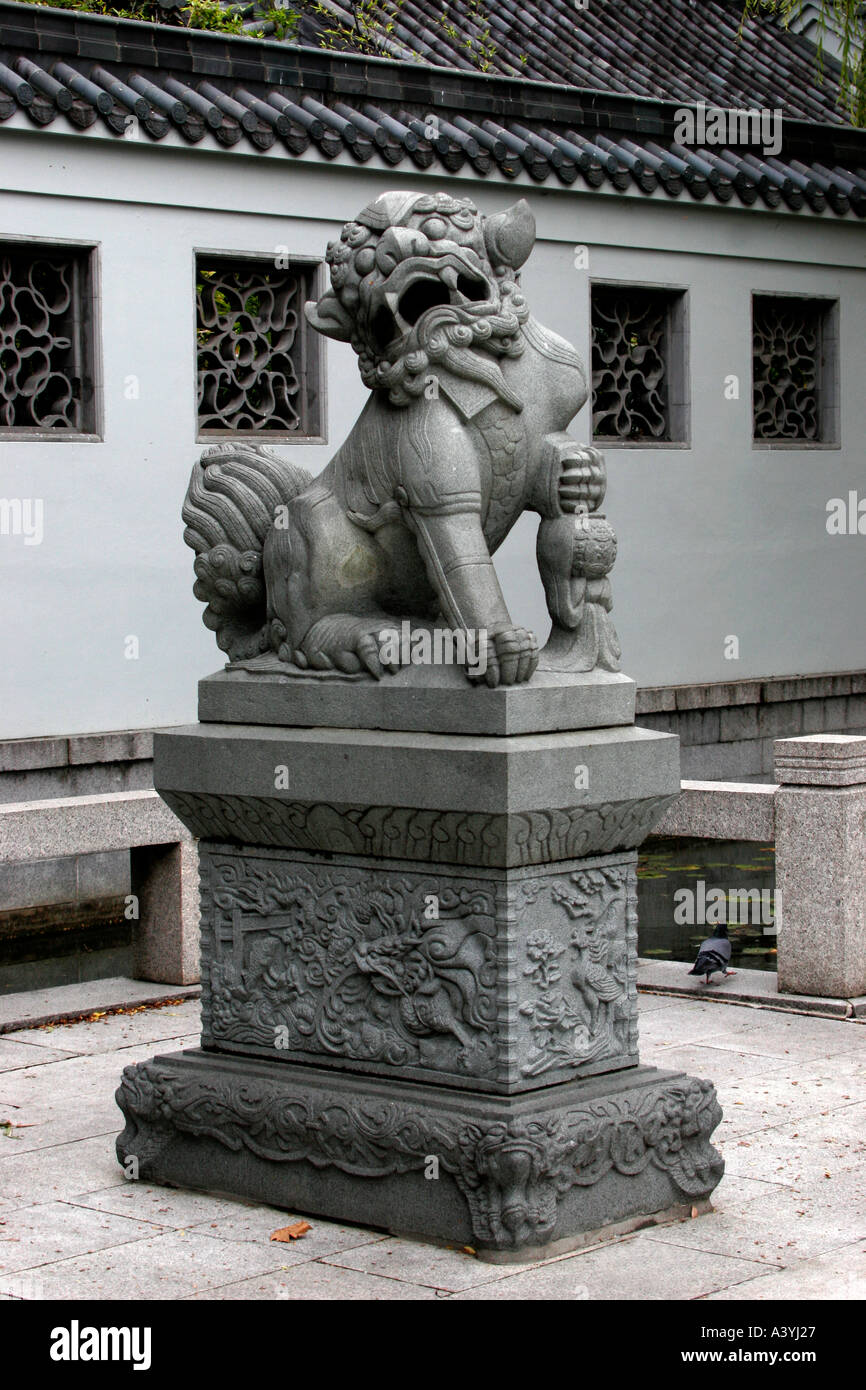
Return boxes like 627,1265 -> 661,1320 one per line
203,853 -> 499,1080
116,1059 -> 725,1251
519,866 -> 634,1077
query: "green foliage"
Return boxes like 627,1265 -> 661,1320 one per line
22,0 -> 497,69
184,0 -> 246,34
308,0 -> 499,70
260,3 -> 302,41
23,0 -> 300,38
742,0 -> 866,125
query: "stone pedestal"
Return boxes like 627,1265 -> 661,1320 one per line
774,734 -> 866,999
116,671 -> 725,1258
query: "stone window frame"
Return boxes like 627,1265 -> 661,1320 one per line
0,236 -> 102,442
193,247 -> 327,445
588,279 -> 691,449
751,290 -> 841,450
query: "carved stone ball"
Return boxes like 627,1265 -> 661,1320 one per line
572,513 -> 618,578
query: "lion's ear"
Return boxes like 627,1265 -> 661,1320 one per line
483,199 -> 536,271
305,292 -> 353,342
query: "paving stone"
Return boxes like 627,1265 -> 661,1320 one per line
632,991 -> 687,1014
654,1044 -> 793,1086
450,1231 -> 773,1300
321,1236 -> 537,1292
802,1050 -> 866,1092
0,1273 -> 48,1300
734,1182 -> 865,1248
764,1171 -> 866,1232
0,1200 -> 157,1275
721,1108 -> 866,1188
188,1262 -> 442,1300
690,1013 -> 866,1063
0,980 -> 199,1036
0,986 -> 858,1296
638,961 -> 850,1017
716,1071 -> 865,1139
704,1240 -> 866,1301
0,1039 -> 77,1073
638,999 -> 759,1051
0,1043 -> 197,1152
645,1199 -> 856,1265
196,1209 -> 385,1265
711,1173 -> 790,1211
0,1229 -> 300,1301
7,1001 -> 201,1055
0,1136 -> 124,1208
67,1185 -> 280,1230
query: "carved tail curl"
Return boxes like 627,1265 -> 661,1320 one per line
182,443 -> 312,661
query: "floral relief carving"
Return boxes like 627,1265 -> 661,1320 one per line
519,866 -> 633,1078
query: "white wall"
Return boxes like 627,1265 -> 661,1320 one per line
1,123 -> 864,737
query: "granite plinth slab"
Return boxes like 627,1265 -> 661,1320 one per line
116,1050 -> 724,1260
199,665 -> 637,735
198,843 -> 640,1094
154,722 -> 679,869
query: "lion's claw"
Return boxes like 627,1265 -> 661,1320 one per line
470,625 -> 538,688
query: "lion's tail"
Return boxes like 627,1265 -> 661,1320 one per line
182,442 -> 312,661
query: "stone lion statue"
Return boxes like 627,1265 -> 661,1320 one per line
182,190 -> 620,687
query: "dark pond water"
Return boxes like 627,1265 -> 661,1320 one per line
637,837 -> 778,972
0,912 -> 132,996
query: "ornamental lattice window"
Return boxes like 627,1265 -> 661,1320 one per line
591,285 -> 688,444
0,244 -> 97,435
752,295 -> 838,444
196,255 -> 324,438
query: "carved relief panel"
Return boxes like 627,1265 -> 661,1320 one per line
199,844 -> 638,1093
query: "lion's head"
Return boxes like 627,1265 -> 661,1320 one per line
305,191 -> 536,407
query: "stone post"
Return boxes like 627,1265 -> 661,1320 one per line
774,734 -> 866,998
130,839 -> 200,986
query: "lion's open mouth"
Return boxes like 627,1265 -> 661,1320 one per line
370,259 -> 495,353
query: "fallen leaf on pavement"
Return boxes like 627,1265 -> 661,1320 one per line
270,1221 -> 311,1242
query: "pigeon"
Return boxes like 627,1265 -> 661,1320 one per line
688,924 -> 736,985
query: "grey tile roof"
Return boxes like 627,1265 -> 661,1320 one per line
151,0 -> 850,124
1,1 -> 864,217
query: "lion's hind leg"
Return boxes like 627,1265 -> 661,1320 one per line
263,481 -> 397,677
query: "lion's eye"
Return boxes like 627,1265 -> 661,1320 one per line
420,217 -> 448,240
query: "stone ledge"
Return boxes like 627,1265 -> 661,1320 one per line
0,976 -> 200,1034
636,670 -> 866,716
652,780 -> 776,841
0,729 -> 154,774
0,790 -> 191,862
637,960 -> 861,1019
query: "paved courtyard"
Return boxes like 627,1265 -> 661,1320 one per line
0,993 -> 863,1301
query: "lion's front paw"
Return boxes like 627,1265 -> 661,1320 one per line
470,625 -> 539,688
